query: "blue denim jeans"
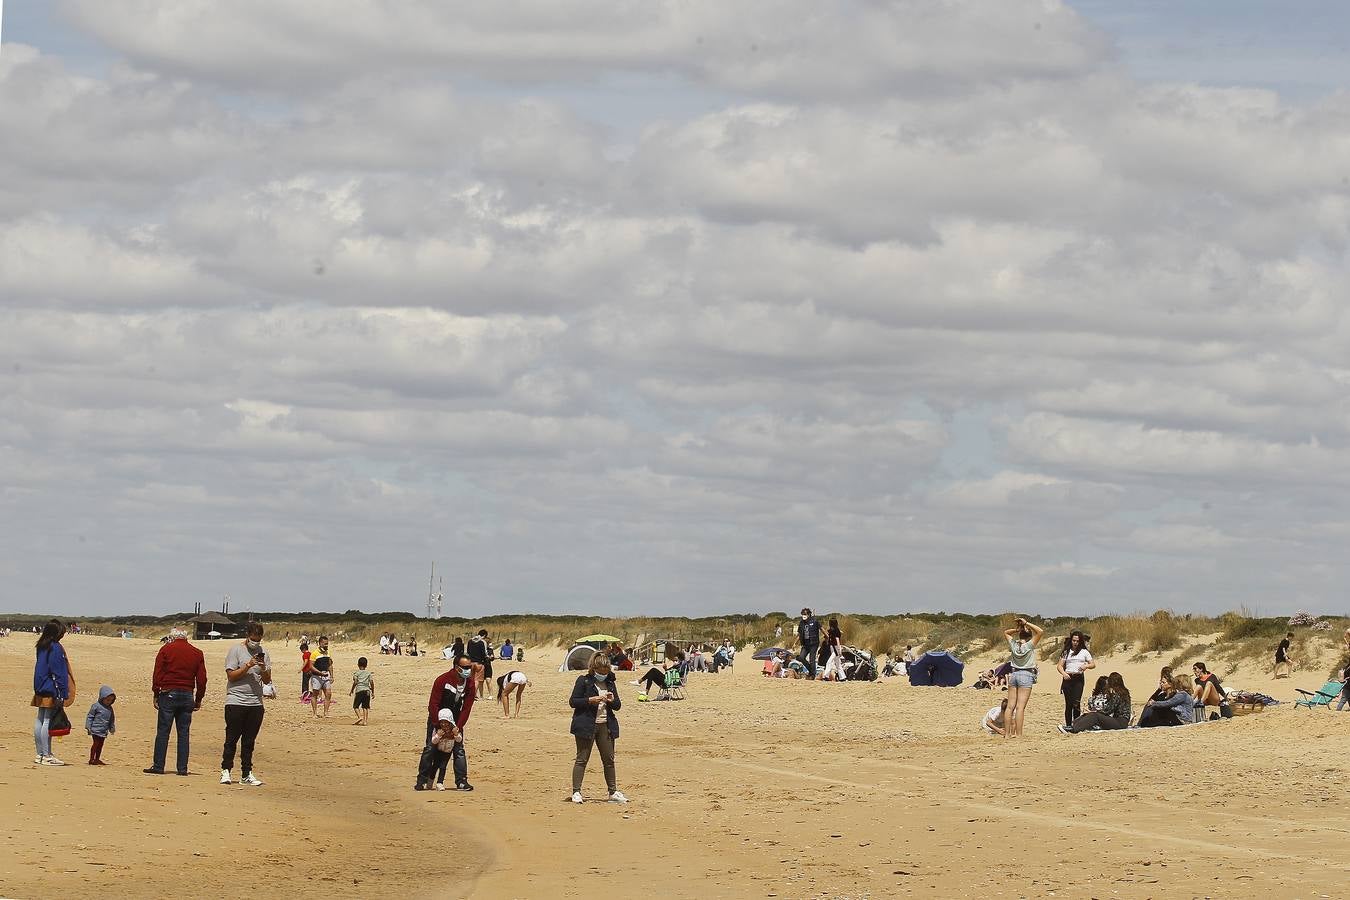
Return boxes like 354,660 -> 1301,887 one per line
34,706 -> 53,757
153,690 -> 196,773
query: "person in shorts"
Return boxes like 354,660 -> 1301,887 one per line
1001,617 -> 1044,739
308,636 -> 334,718
496,670 -> 531,718
350,657 -> 374,725
1274,633 -> 1294,678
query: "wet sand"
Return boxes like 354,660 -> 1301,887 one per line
1,633 -> 1346,899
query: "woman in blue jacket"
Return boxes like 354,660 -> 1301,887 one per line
32,619 -> 72,766
569,652 -> 627,805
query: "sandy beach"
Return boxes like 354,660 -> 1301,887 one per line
2,632 -> 1346,899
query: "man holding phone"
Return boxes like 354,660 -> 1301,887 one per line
221,622 -> 272,786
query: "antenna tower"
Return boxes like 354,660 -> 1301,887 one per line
426,563 -> 435,619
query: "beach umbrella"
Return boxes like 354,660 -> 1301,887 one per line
577,634 -> 621,644
752,647 -> 791,660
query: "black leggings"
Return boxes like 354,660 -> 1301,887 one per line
639,667 -> 665,694
1061,674 -> 1085,727
1066,712 -> 1128,733
1137,707 -> 1183,727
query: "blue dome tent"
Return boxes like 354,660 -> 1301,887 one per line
908,649 -> 964,686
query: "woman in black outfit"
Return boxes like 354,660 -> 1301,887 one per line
635,652 -> 684,696
1055,630 -> 1095,728
1060,672 -> 1131,733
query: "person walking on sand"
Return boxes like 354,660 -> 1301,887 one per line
32,619 -> 74,766
298,641 -> 312,704
570,652 -> 626,804
468,630 -> 491,698
309,636 -> 335,717
84,686 -> 117,765
221,622 -> 272,786
350,657 -> 375,725
796,608 -> 821,679
821,618 -> 847,681
1003,617 -> 1044,738
1274,632 -> 1294,678
1056,630 -> 1095,728
426,655 -> 476,791
144,627 -> 207,776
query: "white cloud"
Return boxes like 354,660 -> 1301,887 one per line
4,3 -> 1350,615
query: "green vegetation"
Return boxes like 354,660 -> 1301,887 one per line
8,608 -> 1344,672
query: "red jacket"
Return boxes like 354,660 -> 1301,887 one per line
427,668 -> 476,731
152,639 -> 208,704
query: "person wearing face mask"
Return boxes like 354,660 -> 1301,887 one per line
795,608 -> 821,679
220,622 -> 272,786
570,652 -> 626,804
425,655 -> 477,791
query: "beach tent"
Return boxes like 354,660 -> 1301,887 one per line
752,646 -> 791,661
560,635 -> 613,672
907,650 -> 964,686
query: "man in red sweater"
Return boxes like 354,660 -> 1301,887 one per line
426,655 -> 476,790
144,627 -> 208,776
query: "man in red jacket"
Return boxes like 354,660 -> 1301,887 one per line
144,627 -> 208,776
426,655 -> 476,790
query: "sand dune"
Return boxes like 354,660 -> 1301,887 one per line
1,632 -> 1346,899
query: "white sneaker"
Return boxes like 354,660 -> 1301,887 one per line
435,783 -> 446,791
34,755 -> 44,765
571,791 -> 584,804
41,756 -> 66,766
220,769 -> 232,784
609,791 -> 628,804
240,772 -> 264,786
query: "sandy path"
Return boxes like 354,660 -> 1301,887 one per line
2,634 -> 1346,898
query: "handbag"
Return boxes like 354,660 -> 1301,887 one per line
49,706 -> 73,738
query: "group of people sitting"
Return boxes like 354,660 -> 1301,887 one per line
762,649 -> 809,679
980,661 -> 1234,735
378,633 -> 419,655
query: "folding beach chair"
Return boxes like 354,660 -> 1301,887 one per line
1293,680 -> 1344,710
654,666 -> 686,701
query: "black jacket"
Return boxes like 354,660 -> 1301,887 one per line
569,673 -> 621,740
797,616 -> 820,647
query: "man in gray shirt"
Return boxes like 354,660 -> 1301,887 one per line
221,622 -> 272,786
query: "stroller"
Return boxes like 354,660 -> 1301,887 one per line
843,647 -> 878,682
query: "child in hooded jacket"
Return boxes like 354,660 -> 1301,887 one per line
85,685 -> 117,765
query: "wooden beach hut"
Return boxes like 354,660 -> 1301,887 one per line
187,611 -> 237,640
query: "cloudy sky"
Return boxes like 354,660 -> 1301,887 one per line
3,1 -> 1349,618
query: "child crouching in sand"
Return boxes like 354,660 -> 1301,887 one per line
981,699 -> 1007,735
416,710 -> 461,791
85,686 -> 116,765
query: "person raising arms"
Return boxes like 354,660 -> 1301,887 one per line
1002,617 -> 1044,738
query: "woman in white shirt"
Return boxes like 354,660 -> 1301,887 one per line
1055,630 -> 1095,729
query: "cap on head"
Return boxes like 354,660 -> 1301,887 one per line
437,709 -> 453,722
